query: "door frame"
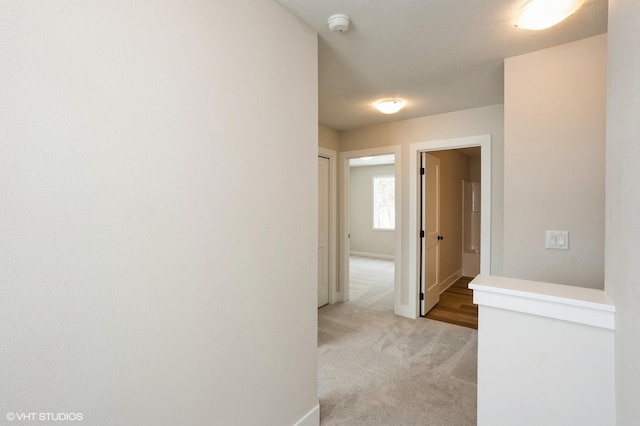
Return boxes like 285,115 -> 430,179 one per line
339,145 -> 401,311
409,135 -> 491,319
319,147 -> 338,304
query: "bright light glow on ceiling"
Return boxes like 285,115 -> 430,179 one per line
515,0 -> 585,30
374,99 -> 405,114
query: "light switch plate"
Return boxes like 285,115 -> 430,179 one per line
546,231 -> 569,250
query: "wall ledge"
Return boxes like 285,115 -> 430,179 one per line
469,274 -> 615,330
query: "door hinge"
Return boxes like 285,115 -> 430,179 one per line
420,293 -> 424,301
420,167 -> 425,175
420,230 -> 425,238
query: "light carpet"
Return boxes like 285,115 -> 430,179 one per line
318,256 -> 477,425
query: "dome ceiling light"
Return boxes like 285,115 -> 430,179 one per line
374,99 -> 405,114
515,0 -> 585,30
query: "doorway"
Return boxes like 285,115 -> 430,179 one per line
339,145 -> 401,313
348,154 -> 396,309
419,148 -> 482,328
409,135 -> 491,319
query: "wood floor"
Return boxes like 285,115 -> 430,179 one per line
424,276 -> 478,329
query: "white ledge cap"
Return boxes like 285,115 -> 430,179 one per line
469,274 -> 615,330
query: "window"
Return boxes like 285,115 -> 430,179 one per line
373,175 -> 395,230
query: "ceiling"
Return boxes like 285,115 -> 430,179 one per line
349,154 -> 395,167
275,0 -> 608,131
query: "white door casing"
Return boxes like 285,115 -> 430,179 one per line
421,153 -> 441,314
407,134 -> 491,319
339,145 -> 401,308
318,156 -> 330,307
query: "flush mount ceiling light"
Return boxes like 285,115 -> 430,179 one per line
374,99 -> 405,114
515,0 -> 585,30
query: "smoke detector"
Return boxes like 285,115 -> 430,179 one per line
328,14 -> 350,33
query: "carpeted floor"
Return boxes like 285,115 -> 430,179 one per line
318,256 -> 478,425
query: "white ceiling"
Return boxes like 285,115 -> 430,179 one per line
349,154 -> 395,167
275,0 -> 608,131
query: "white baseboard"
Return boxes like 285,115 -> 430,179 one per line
331,288 -> 344,304
395,304 -> 418,319
350,251 -> 395,260
294,403 -> 319,426
439,269 -> 463,294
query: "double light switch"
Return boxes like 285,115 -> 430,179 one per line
546,231 -> 569,250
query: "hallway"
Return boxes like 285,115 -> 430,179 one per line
318,256 -> 477,425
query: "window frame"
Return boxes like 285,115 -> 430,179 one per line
372,174 -> 395,231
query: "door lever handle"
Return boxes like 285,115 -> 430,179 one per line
437,235 -> 444,241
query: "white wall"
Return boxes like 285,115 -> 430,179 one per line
319,125 -> 340,151
0,1 -> 319,425
349,164 -> 396,257
503,34 -> 607,289
476,302 -> 614,426
605,0 -> 640,422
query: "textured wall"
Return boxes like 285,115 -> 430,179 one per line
0,1 -> 319,424
503,34 -> 607,289
605,0 -> 640,422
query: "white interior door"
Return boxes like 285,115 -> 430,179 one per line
421,152 -> 441,315
318,156 -> 330,307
